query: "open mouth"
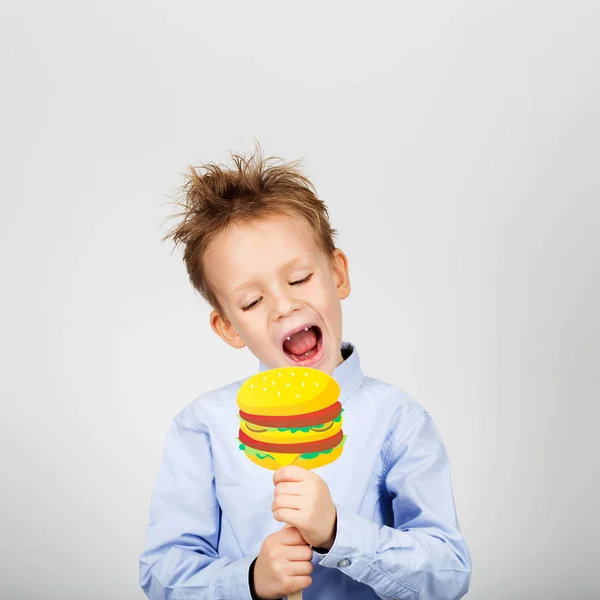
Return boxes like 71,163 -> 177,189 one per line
282,325 -> 324,365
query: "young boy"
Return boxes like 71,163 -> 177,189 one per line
139,147 -> 472,600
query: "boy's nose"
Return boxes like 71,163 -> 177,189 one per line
271,290 -> 302,321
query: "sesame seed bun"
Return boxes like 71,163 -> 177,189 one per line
237,366 -> 340,416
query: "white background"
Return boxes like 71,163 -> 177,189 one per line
1,1 -> 599,598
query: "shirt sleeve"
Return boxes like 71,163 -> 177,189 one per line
139,409 -> 255,600
313,409 -> 471,600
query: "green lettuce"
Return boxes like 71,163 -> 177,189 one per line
237,435 -> 347,461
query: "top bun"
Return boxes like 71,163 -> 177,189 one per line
237,366 -> 340,416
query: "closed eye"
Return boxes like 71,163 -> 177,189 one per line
241,273 -> 314,311
291,273 -> 313,286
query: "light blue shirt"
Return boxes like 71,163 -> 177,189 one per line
139,341 -> 471,599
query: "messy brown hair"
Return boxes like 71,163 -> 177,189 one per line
161,144 -> 338,316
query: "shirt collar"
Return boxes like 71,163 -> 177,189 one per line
257,340 -> 365,405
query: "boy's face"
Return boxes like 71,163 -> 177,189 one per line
204,213 -> 351,375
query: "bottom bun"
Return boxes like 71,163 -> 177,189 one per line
244,440 -> 346,471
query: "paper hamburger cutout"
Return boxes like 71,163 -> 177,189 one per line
237,366 -> 346,470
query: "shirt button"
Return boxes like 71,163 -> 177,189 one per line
337,558 -> 351,568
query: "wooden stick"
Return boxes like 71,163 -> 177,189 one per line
284,524 -> 304,600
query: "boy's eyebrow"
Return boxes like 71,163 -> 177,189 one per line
229,256 -> 312,297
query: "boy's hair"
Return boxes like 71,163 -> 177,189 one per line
162,145 -> 338,315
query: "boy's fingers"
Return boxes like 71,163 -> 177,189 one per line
277,522 -> 305,543
272,493 -> 303,511
276,527 -> 306,546
274,481 -> 303,496
288,559 -> 314,576
273,465 -> 309,485
274,507 -> 302,528
285,544 -> 314,562
284,575 -> 312,594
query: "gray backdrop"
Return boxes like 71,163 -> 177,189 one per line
1,1 -> 598,598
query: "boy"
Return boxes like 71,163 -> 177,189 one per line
139,147 -> 471,599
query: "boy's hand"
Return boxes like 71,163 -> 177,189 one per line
253,526 -> 313,600
272,465 -> 337,550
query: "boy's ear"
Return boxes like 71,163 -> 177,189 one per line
210,309 -> 246,349
331,248 -> 351,300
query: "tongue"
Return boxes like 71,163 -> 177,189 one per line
283,328 -> 318,356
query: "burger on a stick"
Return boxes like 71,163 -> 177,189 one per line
237,366 -> 345,470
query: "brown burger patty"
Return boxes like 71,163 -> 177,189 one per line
239,401 -> 342,428
238,429 -> 344,454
